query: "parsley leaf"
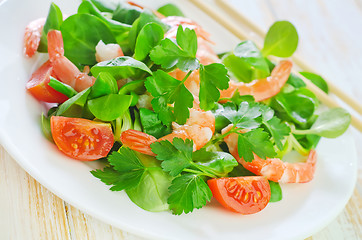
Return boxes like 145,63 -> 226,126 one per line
145,70 -> 194,125
237,128 -> 276,162
199,63 -> 230,111
150,25 -> 200,72
263,116 -> 290,150
151,138 -> 194,177
222,101 -> 262,129
168,173 -> 212,215
91,148 -> 145,191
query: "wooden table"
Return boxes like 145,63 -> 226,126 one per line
1,0 -> 361,239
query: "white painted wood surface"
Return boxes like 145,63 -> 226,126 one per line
0,0 -> 361,239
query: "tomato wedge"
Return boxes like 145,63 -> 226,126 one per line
26,60 -> 68,103
207,176 -> 271,214
51,116 -> 114,161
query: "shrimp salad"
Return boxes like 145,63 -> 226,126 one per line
24,0 -> 351,215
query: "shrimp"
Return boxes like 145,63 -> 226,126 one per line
23,18 -> 46,58
47,30 -> 95,92
220,60 -> 293,102
120,107 -> 215,156
222,125 -> 317,183
95,40 -> 124,62
163,17 -> 220,96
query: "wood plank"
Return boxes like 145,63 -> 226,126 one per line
0,145 -> 70,240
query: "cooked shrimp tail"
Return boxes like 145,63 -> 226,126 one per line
47,30 -> 95,92
220,60 -> 293,102
121,108 -> 215,155
223,125 -> 317,183
23,18 -> 46,58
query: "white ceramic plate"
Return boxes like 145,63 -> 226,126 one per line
0,0 -> 358,239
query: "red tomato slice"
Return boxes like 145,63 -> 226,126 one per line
207,176 -> 271,214
51,116 -> 114,161
26,60 -> 68,103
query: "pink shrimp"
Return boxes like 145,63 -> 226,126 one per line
220,60 -> 293,102
95,40 -> 124,62
47,30 -> 95,92
23,18 -> 46,57
120,108 -> 215,156
222,125 -> 317,183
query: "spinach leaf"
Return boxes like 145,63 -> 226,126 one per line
293,108 -> 351,138
287,73 -> 306,88
269,181 -> 282,202
234,40 -> 270,76
272,88 -> 319,126
41,113 -> 53,142
61,13 -> 116,66
193,149 -> 238,177
88,94 -> 132,121
221,53 -> 253,83
88,72 -> 118,99
91,56 -> 152,79
118,79 -> 146,95
134,22 -> 164,61
48,77 -> 77,98
262,21 -> 298,57
38,3 -> 63,52
157,3 -> 185,17
139,108 -> 172,138
126,152 -> 172,212
78,0 -> 131,47
90,0 -> 119,12
112,2 -> 143,25
300,72 -> 329,93
56,88 -> 91,117
129,10 -> 169,50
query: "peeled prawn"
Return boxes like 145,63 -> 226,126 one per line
95,40 -> 124,62
121,108 -> 215,156
220,60 -> 293,102
222,125 -> 317,183
47,30 -> 95,92
23,18 -> 46,57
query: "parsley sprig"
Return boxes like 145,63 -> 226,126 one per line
151,138 -> 237,215
147,25 -> 230,123
210,100 -> 291,162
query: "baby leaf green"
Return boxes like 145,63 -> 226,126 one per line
157,3 -> 185,17
61,14 -> 116,66
91,56 -> 152,79
262,21 -> 298,57
300,72 -> 329,93
48,77 -> 77,98
294,108 -> 351,138
134,22 -> 164,61
88,94 -> 132,121
88,72 -> 118,99
38,3 -> 63,52
234,41 -> 270,75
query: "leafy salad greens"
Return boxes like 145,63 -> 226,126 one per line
26,0 -> 351,215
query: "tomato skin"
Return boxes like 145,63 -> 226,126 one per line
51,116 -> 114,161
26,60 -> 68,103
207,176 -> 271,214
